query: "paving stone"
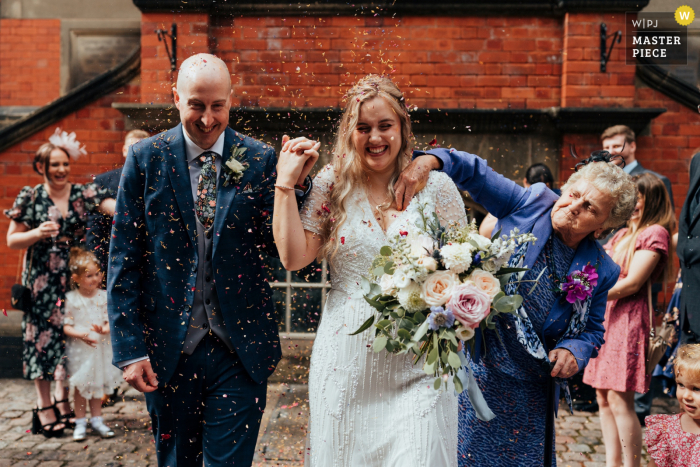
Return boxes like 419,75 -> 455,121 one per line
567,443 -> 592,453
33,452 -> 62,462
0,378 -> 675,466
9,461 -> 39,467
31,443 -> 60,452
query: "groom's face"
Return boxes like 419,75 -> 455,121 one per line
174,73 -> 232,150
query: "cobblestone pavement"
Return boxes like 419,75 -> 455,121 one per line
0,377 -> 679,467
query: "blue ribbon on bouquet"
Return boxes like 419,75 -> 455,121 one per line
456,351 -> 495,422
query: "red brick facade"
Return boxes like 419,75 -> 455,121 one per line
0,19 -> 62,106
0,9 -> 698,308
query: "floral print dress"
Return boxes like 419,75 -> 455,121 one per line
4,183 -> 105,380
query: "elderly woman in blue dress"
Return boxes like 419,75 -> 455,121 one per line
394,149 -> 637,466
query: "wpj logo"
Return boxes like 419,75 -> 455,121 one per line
625,10 -> 689,65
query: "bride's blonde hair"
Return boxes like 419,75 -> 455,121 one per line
318,75 -> 414,261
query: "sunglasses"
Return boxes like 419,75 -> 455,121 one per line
570,145 -> 627,172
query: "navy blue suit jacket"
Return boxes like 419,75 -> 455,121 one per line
88,166 -> 121,274
108,124 -> 284,385
422,148 -> 620,370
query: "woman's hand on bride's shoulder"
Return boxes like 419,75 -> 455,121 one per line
394,155 -> 442,210
277,134 -> 321,186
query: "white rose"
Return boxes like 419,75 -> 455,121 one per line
440,243 -> 474,274
392,268 -> 411,289
416,256 -> 438,272
397,282 -> 427,313
422,270 -> 459,306
456,325 -> 475,341
379,274 -> 396,296
409,235 -> 435,258
468,233 -> 492,251
225,158 -> 245,173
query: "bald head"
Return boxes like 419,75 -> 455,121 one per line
173,53 -> 233,149
176,53 -> 231,97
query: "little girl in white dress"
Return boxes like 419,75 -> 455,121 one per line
63,247 -> 122,441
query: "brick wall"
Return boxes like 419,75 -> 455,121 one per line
0,19 -> 61,106
0,82 -> 141,307
139,14 -> 564,109
561,13 -> 635,108
140,13 -> 211,104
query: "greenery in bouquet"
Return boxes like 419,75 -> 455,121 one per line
351,206 -> 537,393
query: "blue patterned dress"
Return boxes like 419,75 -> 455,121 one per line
458,235 -> 575,467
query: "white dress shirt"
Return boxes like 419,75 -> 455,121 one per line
623,159 -> 638,174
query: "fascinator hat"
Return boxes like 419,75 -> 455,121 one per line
48,128 -> 87,159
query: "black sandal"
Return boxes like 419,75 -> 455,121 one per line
52,397 -> 76,429
31,405 -> 65,438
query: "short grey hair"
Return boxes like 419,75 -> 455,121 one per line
561,162 -> 637,230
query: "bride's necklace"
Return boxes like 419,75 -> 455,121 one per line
367,187 -> 392,227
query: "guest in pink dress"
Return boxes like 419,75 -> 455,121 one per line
584,173 -> 675,467
645,344 -> 700,467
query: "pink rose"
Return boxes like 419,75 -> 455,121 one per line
421,270 -> 459,306
448,282 -> 491,329
468,269 -> 501,299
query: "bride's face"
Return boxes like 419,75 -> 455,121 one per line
352,96 -> 402,175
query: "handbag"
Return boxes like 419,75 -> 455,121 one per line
10,188 -> 37,313
11,251 -> 33,312
645,282 -> 676,375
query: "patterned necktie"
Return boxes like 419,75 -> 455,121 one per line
196,151 -> 217,230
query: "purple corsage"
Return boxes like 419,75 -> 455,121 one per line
558,264 -> 599,304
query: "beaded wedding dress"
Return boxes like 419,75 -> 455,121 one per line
299,167 -> 464,467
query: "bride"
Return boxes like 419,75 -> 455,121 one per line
273,75 -> 465,467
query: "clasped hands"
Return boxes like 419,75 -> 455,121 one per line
276,135 -> 321,187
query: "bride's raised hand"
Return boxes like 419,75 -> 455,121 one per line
277,135 -> 321,186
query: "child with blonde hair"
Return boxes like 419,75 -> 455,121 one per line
645,344 -> 700,466
63,247 -> 121,441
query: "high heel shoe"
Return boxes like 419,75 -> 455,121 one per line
53,397 -> 76,429
31,405 -> 65,438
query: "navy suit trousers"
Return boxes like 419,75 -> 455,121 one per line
145,335 -> 268,466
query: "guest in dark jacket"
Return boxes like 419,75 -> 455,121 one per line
87,130 -> 149,275
678,151 -> 700,345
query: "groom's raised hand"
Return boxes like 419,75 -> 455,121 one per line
123,359 -> 159,393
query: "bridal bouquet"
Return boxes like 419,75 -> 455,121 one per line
351,207 -> 537,395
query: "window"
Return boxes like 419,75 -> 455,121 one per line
264,255 -> 329,337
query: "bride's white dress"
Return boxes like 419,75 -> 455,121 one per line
299,167 -> 466,467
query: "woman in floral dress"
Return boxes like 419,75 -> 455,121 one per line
583,173 -> 675,467
5,138 -> 110,436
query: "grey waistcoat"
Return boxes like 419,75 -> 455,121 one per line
182,218 -> 234,354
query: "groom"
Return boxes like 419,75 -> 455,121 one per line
107,54 -> 313,466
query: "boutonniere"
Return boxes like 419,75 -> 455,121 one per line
555,264 -> 599,305
223,146 -> 249,187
